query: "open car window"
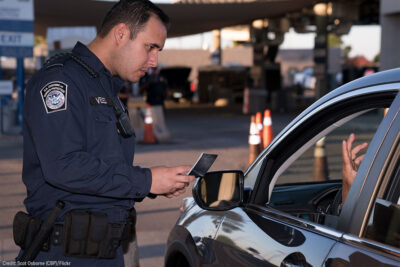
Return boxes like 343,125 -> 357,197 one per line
267,109 -> 385,224
247,88 -> 399,230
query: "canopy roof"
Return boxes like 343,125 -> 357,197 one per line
34,0 -> 317,38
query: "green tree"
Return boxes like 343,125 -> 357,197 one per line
342,45 -> 352,59
373,53 -> 380,63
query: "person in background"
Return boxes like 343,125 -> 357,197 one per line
140,68 -> 171,141
119,80 -> 133,107
141,68 -> 167,107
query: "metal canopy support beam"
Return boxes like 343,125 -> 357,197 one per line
16,57 -> 24,133
211,29 -> 221,65
380,0 -> 400,71
314,9 -> 329,99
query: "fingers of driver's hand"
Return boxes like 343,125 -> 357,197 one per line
354,154 -> 366,167
351,143 -> 368,163
346,133 -> 355,152
342,140 -> 351,164
348,133 -> 355,143
352,142 -> 368,156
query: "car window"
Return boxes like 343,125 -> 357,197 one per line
268,108 -> 387,225
363,139 -> 400,248
276,109 -> 383,185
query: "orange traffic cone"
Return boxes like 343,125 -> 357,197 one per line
255,111 -> 263,150
242,87 -> 250,114
262,109 -> 273,148
248,115 -> 261,166
313,137 -> 329,181
142,104 -> 157,144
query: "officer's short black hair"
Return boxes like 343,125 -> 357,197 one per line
98,0 -> 169,40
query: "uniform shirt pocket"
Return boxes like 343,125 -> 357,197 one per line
89,107 -> 122,155
94,109 -> 116,123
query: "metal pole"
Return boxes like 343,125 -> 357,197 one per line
0,57 -> 2,136
211,29 -> 222,65
314,15 -> 329,99
0,56 -> 2,80
16,57 -> 25,133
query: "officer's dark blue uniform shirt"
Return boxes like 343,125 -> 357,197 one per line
22,42 -> 152,223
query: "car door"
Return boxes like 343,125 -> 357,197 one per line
325,92 -> 400,266
213,85 -> 399,266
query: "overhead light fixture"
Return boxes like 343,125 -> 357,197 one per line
252,19 -> 268,29
313,2 -> 332,16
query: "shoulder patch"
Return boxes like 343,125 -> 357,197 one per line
40,81 -> 68,114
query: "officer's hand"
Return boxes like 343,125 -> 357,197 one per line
150,166 -> 195,196
164,188 -> 186,198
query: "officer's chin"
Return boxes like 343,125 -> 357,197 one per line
129,74 -> 141,83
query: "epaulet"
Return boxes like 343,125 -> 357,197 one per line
43,53 -> 98,79
69,54 -> 98,78
44,53 -> 72,70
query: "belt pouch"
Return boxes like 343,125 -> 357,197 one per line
122,208 -> 137,241
98,223 -> 124,259
85,212 -> 108,256
13,211 -> 41,249
63,210 -> 90,256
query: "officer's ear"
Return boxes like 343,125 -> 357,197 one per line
113,23 -> 130,46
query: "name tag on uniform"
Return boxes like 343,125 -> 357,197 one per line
90,96 -> 113,106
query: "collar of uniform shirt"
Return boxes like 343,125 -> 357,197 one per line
72,41 -> 125,95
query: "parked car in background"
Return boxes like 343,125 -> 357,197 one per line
293,67 -> 316,90
159,66 -> 192,102
165,68 -> 400,266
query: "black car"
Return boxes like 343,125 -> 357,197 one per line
165,68 -> 400,266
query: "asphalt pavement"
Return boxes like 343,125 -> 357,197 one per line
0,103 -> 295,266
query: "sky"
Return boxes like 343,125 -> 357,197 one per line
164,25 -> 381,61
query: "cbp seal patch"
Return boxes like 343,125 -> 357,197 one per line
40,81 -> 67,113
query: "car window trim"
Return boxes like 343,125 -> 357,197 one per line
380,142 -> 400,203
246,204 -> 343,240
342,233 -> 400,259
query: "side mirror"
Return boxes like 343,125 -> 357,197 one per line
192,170 -> 244,211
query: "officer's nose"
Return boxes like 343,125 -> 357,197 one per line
148,51 -> 158,68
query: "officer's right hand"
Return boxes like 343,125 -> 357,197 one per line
150,166 -> 195,197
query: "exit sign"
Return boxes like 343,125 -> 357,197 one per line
0,0 -> 34,57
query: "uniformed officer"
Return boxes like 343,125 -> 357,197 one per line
19,0 -> 194,266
